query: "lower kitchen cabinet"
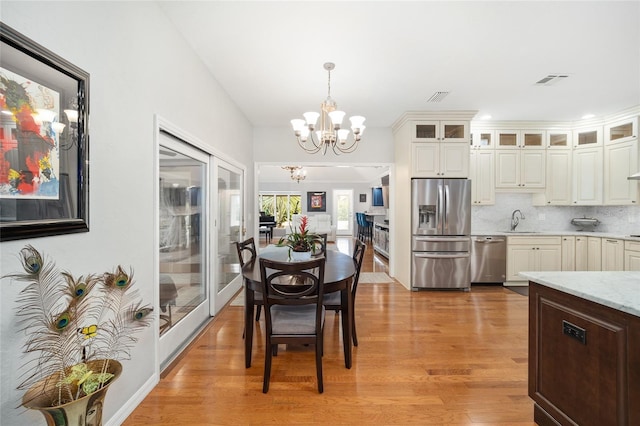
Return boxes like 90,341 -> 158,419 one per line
625,240 -> 640,271
529,281 -> 640,425
602,238 -> 624,271
587,236 -> 602,271
506,236 -> 561,282
561,236 -> 575,271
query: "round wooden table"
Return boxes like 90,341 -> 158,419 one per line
242,249 -> 356,369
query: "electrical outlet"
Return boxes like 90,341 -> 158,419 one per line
538,213 -> 546,221
629,215 -> 636,223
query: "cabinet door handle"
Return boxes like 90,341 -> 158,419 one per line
606,239 -> 618,243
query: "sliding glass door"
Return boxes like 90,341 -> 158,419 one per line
213,160 -> 244,313
158,132 -> 210,368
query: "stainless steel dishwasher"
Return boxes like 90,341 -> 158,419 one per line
470,236 -> 506,284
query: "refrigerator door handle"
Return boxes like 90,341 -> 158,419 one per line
414,236 -> 470,243
444,184 -> 450,233
437,183 -> 444,234
414,252 -> 470,259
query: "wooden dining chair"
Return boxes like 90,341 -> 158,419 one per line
259,256 -> 326,393
314,233 -> 328,256
235,238 -> 263,322
323,238 -> 366,346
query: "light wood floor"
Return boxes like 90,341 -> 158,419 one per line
124,237 -> 535,425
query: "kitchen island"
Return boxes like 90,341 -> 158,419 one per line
521,271 -> 640,426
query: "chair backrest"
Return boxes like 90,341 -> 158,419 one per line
351,239 -> 366,292
235,237 -> 257,267
259,257 -> 326,307
315,233 -> 328,256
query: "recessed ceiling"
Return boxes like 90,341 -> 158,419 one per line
158,1 -> 639,128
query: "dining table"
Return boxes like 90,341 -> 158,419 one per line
242,247 -> 356,369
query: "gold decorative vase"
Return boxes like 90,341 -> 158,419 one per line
22,360 -> 122,426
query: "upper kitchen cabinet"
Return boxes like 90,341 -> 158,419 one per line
470,130 -> 495,150
495,149 -> 545,190
605,116 -> 638,145
469,149 -> 495,204
573,125 -> 603,149
604,138 -> 638,205
411,120 -> 469,143
412,142 -> 470,178
572,146 -> 603,205
496,130 -> 546,149
546,130 -> 572,149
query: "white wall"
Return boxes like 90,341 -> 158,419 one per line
0,2 -> 253,425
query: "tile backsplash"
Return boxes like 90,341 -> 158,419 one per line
472,193 -> 640,235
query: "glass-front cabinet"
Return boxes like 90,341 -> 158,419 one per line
412,120 -> 469,143
605,117 -> 638,144
497,130 -> 546,149
547,130 -> 572,149
573,126 -> 603,149
470,130 -> 494,149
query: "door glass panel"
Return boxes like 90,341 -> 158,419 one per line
523,133 -> 542,146
578,130 -> 597,145
610,123 -> 632,141
216,165 -> 242,295
471,132 -> 492,147
498,132 -> 518,146
443,124 -> 464,139
415,124 -> 436,139
159,146 -> 206,336
549,133 -> 568,147
334,189 -> 352,235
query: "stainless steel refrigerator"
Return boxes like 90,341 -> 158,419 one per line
411,178 -> 471,290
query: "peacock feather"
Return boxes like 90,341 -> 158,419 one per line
3,246 -> 154,407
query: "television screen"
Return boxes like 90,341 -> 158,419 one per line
372,187 -> 384,206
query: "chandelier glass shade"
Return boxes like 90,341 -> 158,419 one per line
291,62 -> 365,155
282,165 -> 306,183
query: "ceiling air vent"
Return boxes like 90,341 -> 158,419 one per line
427,91 -> 450,102
535,74 -> 570,86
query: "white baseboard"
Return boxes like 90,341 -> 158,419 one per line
105,373 -> 159,426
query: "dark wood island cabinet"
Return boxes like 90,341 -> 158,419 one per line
523,271 -> 640,426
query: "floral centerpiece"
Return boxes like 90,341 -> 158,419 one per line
277,215 -> 323,260
3,245 -> 153,424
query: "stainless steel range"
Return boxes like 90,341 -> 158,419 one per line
411,178 -> 471,290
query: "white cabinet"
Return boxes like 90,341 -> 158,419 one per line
469,150 -> 495,205
496,130 -> 546,149
602,238 -> 624,271
604,139 -> 638,205
573,126 -> 603,149
605,117 -> 637,145
624,240 -> 640,271
546,130 -> 572,150
506,236 -> 562,282
412,142 -> 469,177
470,130 -> 495,149
561,236 -> 575,271
572,146 -> 603,205
575,236 -> 588,271
587,236 -> 602,271
495,149 -> 545,189
412,120 -> 469,143
542,150 -> 572,205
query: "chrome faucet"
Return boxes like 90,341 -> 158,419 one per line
511,209 -> 525,231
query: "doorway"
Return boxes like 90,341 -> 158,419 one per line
333,189 -> 353,236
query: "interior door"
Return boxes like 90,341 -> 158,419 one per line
212,160 -> 244,313
333,189 -> 353,236
158,132 -> 210,369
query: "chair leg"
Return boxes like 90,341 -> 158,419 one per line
316,338 -> 324,393
352,320 -> 358,347
255,305 -> 262,321
263,342 -> 273,393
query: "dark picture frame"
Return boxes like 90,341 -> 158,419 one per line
0,23 -> 89,241
307,191 -> 326,212
359,193 -> 366,203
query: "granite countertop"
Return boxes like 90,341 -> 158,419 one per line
519,271 -> 640,318
472,231 -> 640,242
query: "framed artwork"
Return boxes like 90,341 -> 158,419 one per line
307,191 -> 326,212
359,193 -> 366,203
0,23 -> 90,241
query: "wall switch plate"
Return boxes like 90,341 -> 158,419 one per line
538,213 -> 546,221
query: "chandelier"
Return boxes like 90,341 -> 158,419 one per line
282,166 -> 306,183
290,62 -> 365,155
